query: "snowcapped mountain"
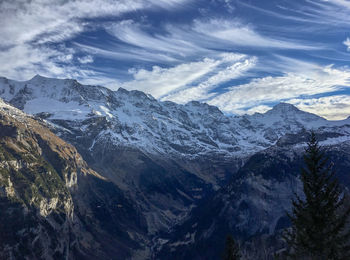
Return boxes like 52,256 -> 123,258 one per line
1,75 -> 350,259
1,75 -> 349,159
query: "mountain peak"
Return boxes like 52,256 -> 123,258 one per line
116,87 -> 129,94
185,100 -> 223,115
30,74 -> 45,80
28,74 -> 55,84
257,102 -> 327,127
272,102 -> 298,110
269,102 -> 300,113
116,87 -> 156,101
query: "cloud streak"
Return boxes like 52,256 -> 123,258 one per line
77,55 -> 94,64
191,19 -> 320,50
119,53 -> 249,98
0,0 -> 191,80
344,38 -> 350,51
207,64 -> 350,115
161,55 -> 257,103
0,0 -> 190,47
105,20 -> 205,57
289,95 -> 350,120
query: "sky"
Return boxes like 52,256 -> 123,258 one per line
1,0 -> 350,120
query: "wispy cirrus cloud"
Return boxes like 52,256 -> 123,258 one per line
0,0 -> 329,83
289,95 -> 350,120
0,44 -> 71,79
1,1 -> 134,47
95,16 -> 322,68
105,20 -> 204,57
207,63 -> 350,116
161,55 -> 257,103
235,0 -> 350,27
191,19 -> 320,50
0,0 -> 191,80
307,0 -> 350,28
118,53 -> 249,98
0,0 -> 190,47
74,42 -> 179,64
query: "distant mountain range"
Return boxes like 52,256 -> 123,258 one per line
0,75 -> 349,259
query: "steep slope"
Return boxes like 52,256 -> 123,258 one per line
157,131 -> 350,259
0,99 -> 147,259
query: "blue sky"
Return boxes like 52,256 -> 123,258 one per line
1,0 -> 350,119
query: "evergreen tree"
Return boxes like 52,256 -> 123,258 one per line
284,132 -> 350,259
222,234 -> 240,260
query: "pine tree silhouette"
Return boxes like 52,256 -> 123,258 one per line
285,132 -> 350,259
222,234 -> 240,260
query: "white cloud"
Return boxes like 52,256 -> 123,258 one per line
0,1 -> 132,47
246,105 -> 272,115
288,95 -> 350,120
344,38 -> 350,51
0,0 -> 322,84
0,44 -> 95,81
78,75 -> 120,89
118,53 -> 254,99
120,57 -> 223,98
147,0 -> 190,8
235,0 -> 350,32
0,0 -> 190,80
303,0 -> 350,26
231,105 -> 272,116
0,0 -> 189,47
74,42 -> 179,63
207,64 -> 350,114
161,55 -> 257,103
192,19 -> 319,50
100,17 -> 320,66
326,0 -> 350,10
105,20 -> 204,57
78,55 -> 94,64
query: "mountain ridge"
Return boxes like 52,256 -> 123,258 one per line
2,74 -> 346,120
1,75 -> 349,159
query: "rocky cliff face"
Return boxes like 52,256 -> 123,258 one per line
0,99 -> 148,259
